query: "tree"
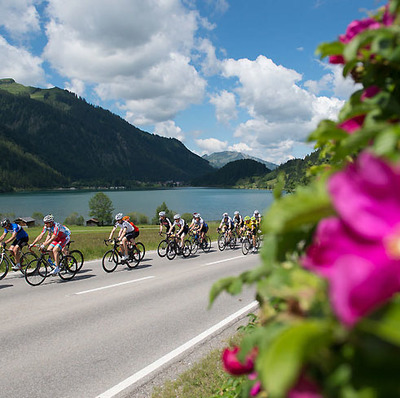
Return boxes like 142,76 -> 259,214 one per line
88,192 -> 114,226
64,212 -> 84,226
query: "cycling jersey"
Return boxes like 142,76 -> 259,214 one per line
114,220 -> 134,233
159,217 -> 172,229
172,219 -> 189,235
4,223 -> 28,240
221,216 -> 234,229
233,215 -> 244,227
193,217 -> 208,233
42,222 -> 70,239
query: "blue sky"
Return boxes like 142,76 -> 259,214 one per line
0,0 -> 384,164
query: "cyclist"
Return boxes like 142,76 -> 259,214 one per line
168,214 -> 189,249
232,211 -> 244,239
249,216 -> 258,252
188,212 -> 199,231
218,212 -> 234,241
0,218 -> 29,271
122,215 -> 140,245
108,213 -> 136,261
192,213 -> 208,243
29,214 -> 71,275
158,211 -> 172,236
253,210 -> 262,225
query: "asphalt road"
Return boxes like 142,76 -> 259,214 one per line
0,244 -> 260,398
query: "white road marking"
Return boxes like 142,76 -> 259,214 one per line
96,300 -> 259,398
202,255 -> 243,267
75,276 -> 155,295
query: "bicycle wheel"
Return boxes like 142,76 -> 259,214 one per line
20,251 -> 37,274
127,247 -> 140,269
241,238 -> 251,255
182,240 -> 192,258
135,242 -> 145,260
190,237 -> 198,255
59,255 -> 78,280
201,236 -> 212,253
157,240 -> 169,257
217,234 -> 226,251
69,249 -> 84,271
25,258 -> 47,286
166,241 -> 177,260
229,235 -> 237,249
0,255 -> 9,280
102,250 -> 118,272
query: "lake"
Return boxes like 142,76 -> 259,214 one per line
0,187 -> 275,223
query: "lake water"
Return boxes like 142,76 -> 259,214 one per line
0,188 -> 275,223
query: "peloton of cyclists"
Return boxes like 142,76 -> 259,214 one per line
0,218 -> 29,271
29,214 -> 71,275
108,213 -> 138,261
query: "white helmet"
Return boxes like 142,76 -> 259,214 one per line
223,212 -> 228,218
195,213 -> 201,218
174,214 -> 181,220
159,211 -> 166,217
115,213 -> 123,221
254,210 -> 260,215
234,211 -> 239,215
43,214 -> 54,223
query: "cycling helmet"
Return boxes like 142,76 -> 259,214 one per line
195,213 -> 201,218
223,212 -> 228,218
244,216 -> 250,221
234,211 -> 239,215
254,210 -> 260,215
159,211 -> 166,217
251,216 -> 256,221
174,214 -> 180,220
43,214 -> 54,223
1,218 -> 10,227
115,213 -> 123,221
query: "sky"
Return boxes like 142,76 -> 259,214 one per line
0,0 -> 385,165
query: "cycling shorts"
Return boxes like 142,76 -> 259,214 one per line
50,235 -> 70,250
200,224 -> 208,233
11,236 -> 29,248
126,231 -> 139,240
178,225 -> 189,236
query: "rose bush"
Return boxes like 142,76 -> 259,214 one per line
211,1 -> 400,397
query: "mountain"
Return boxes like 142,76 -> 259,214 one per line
192,159 -> 271,187
0,79 -> 213,191
203,151 -> 277,170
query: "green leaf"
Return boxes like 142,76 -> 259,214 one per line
316,41 -> 344,59
257,320 -> 333,397
209,276 -> 237,306
343,29 -> 378,62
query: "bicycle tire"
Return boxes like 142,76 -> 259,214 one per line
190,237 -> 198,255
157,239 -> 169,257
69,249 -> 84,271
59,255 -> 78,280
127,247 -> 140,268
135,242 -> 145,260
217,234 -> 226,251
20,251 -> 37,274
166,241 -> 177,260
0,255 -> 9,280
102,250 -> 118,273
242,238 -> 251,255
182,240 -> 192,258
25,258 -> 47,286
202,236 -> 211,253
229,235 -> 237,250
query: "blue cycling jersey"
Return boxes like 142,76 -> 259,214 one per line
4,223 -> 28,240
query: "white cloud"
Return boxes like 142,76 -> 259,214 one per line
0,0 -> 40,37
64,78 -> 85,97
0,36 -> 46,85
153,120 -> 185,142
228,143 -> 253,153
209,89 -> 237,125
43,0 -> 207,126
195,137 -> 228,154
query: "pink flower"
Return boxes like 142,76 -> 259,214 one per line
302,152 -> 400,326
340,18 -> 381,44
328,55 -> 345,65
338,114 -> 366,134
288,372 -> 322,398
222,346 -> 256,375
383,4 -> 395,26
361,85 -> 381,101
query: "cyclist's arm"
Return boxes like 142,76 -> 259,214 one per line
4,231 -> 17,245
118,227 -> 127,240
0,231 -> 6,242
42,231 -> 57,247
108,226 -> 117,240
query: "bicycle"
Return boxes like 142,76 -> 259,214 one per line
0,243 -> 37,280
128,240 -> 145,261
217,228 -> 236,251
102,239 -> 141,272
166,234 -> 191,260
63,240 -> 84,272
24,244 -> 78,286
187,230 -> 211,254
157,233 -> 173,258
241,231 -> 261,255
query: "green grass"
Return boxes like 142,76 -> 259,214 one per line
23,222 -> 221,261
